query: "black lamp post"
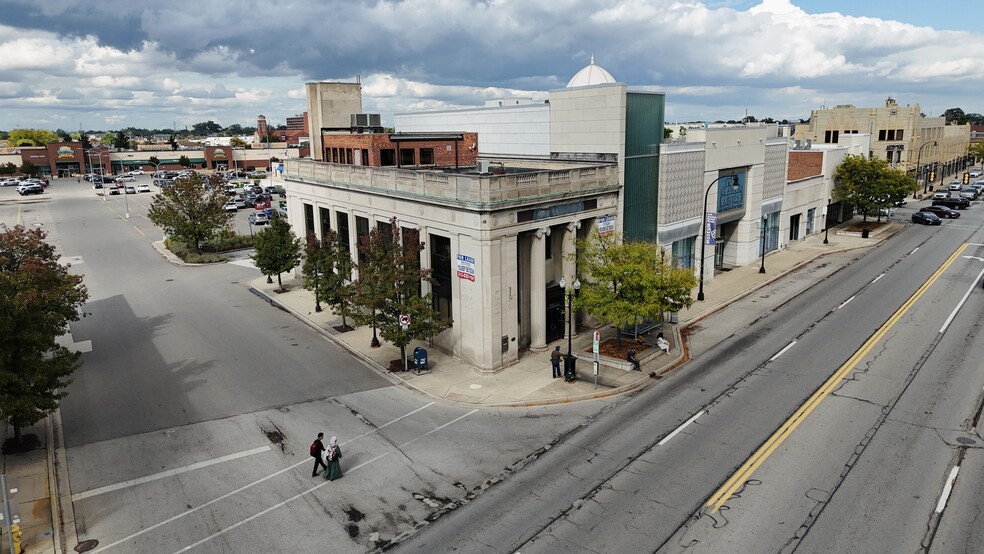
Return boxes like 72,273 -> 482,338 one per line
697,175 -> 739,301
759,215 -> 767,274
917,140 -> 937,195
823,199 -> 831,245
559,276 -> 580,379
313,263 -> 322,312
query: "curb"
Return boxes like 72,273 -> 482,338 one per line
47,410 -> 74,554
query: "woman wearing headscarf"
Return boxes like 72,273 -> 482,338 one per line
322,436 -> 343,481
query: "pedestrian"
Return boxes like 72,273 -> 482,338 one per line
627,348 -> 640,371
550,345 -> 562,378
322,436 -> 343,481
656,332 -> 670,353
310,432 -> 327,477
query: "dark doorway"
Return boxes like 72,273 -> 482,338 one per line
546,283 -> 564,344
789,213 -> 801,241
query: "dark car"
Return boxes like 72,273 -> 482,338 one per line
932,197 -> 970,210
17,184 -> 43,196
912,211 -> 942,225
920,206 -> 960,219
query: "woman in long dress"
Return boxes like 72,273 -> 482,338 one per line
322,436 -> 343,481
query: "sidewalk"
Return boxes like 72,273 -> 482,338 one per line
246,218 -> 903,408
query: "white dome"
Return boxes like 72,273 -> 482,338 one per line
566,55 -> 616,88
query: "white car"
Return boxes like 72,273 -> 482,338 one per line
223,201 -> 239,212
128,169 -> 145,175
933,190 -> 950,200
136,183 -> 151,193
115,175 -> 136,182
1,178 -> 20,187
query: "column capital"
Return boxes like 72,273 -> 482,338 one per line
535,227 -> 551,239
567,220 -> 582,234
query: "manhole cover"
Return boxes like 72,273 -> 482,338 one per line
956,437 -> 976,445
75,539 -> 100,552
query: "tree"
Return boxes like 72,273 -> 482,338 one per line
55,128 -> 71,141
148,155 -> 160,168
230,136 -> 248,148
663,128 -> 673,139
942,108 -> 965,123
969,142 -> 984,164
354,220 -> 450,366
833,154 -> 918,222
0,225 -> 89,443
678,126 -> 687,138
169,134 -> 179,151
303,232 -> 356,328
178,155 -> 191,168
0,163 -> 16,176
253,218 -> 301,289
80,133 -> 92,149
192,121 -> 222,136
19,160 -> 38,177
147,174 -> 233,252
8,129 -> 59,147
574,230 -> 697,347
112,130 -> 131,150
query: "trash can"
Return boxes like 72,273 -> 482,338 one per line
861,229 -> 870,238
413,347 -> 428,371
563,354 -> 576,382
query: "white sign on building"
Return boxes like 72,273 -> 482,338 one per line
456,254 -> 476,282
598,215 -> 616,236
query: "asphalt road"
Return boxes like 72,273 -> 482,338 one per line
398,202 -> 984,553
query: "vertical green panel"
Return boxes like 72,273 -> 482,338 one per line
623,93 -> 665,242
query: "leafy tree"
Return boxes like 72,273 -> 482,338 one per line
663,128 -> 673,139
226,124 -> 245,135
252,217 -> 302,289
303,232 -> 356,328
148,155 -> 160,168
0,163 -> 16,175
942,107 -> 965,123
8,128 -> 59,147
678,126 -> 687,138
833,154 -> 918,222
169,134 -> 178,151
19,160 -> 38,176
80,133 -> 92,149
0,225 -> 89,442
969,142 -> 984,164
574,230 -> 697,347
55,128 -> 71,141
112,130 -> 130,150
192,121 -> 223,136
230,136 -> 248,148
147,174 -> 233,252
178,155 -> 191,167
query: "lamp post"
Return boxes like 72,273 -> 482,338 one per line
759,215 -> 767,274
558,276 -> 581,379
823,199 -> 832,245
917,140 -> 937,195
697,175 -> 739,301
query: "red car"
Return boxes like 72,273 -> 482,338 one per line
254,199 -> 271,210
919,206 -> 960,219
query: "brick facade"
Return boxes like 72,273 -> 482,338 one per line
321,132 -> 479,168
787,150 -> 823,181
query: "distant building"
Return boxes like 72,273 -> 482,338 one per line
287,112 -> 308,131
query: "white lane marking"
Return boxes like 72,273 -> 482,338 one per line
962,255 -> 984,262
871,273 -> 885,284
73,446 -> 271,502
935,466 -> 960,513
769,341 -> 797,362
171,409 -> 479,554
939,266 -> 984,334
837,296 -> 856,310
92,401 -> 437,553
658,411 -> 704,446
910,247 -> 919,254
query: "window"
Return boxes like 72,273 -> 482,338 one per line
400,148 -> 415,166
430,234 -> 452,322
896,129 -> 904,140
887,152 -> 893,162
377,220 -> 393,246
319,207 -> 331,239
671,237 -> 696,269
336,212 -> 350,253
878,130 -> 887,141
403,227 -> 422,296
380,149 -> 396,166
420,148 -> 434,165
545,233 -> 552,259
356,216 -> 369,263
304,203 -> 315,237
824,130 -> 839,143
887,130 -> 896,140
361,149 -> 369,166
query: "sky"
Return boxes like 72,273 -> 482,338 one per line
1,0 -> 984,133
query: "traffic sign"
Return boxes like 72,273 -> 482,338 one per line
399,314 -> 411,327
592,331 -> 600,354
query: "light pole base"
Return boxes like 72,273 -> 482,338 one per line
697,292 -> 705,302
759,266 -> 766,274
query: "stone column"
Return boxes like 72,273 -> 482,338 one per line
562,220 -> 581,339
529,227 -> 550,351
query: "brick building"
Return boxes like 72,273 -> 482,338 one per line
321,132 -> 479,168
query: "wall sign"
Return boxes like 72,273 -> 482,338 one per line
456,254 -> 476,282
598,215 -> 615,236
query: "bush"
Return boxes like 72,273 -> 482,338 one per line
165,239 -> 225,264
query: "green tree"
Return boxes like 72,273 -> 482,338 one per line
178,155 -> 191,167
55,128 -> 71,141
0,163 -> 16,176
373,221 -> 450,369
112,130 -> 131,150
169,134 -> 178,151
80,133 -> 92,149
252,217 -> 301,289
942,107 -> 965,123
19,160 -> 38,177
969,142 -> 984,164
833,154 -> 918,222
230,136 -> 248,148
148,155 -> 160,168
678,126 -> 687,138
574,230 -> 697,347
192,121 -> 222,136
303,231 -> 356,329
8,128 -> 59,147
663,128 -> 673,139
0,225 -> 89,442
147,174 -> 233,252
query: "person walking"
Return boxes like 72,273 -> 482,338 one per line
322,436 -> 343,481
310,432 -> 327,477
550,345 -> 562,378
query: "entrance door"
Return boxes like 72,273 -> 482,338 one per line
714,238 -> 726,270
546,283 -> 565,344
789,213 -> 801,241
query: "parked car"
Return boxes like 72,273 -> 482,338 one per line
223,201 -> 239,212
115,175 -> 136,183
920,206 -> 960,219
128,169 -> 145,175
17,183 -> 43,196
254,199 -> 271,210
933,197 -> 970,210
108,187 -> 120,195
948,180 -> 963,191
233,196 -> 249,209
248,211 -> 269,225
1,178 -> 20,187
970,169 -> 982,178
959,186 -> 979,200
124,185 -> 136,194
932,190 -> 950,200
136,183 -> 151,193
912,211 -> 942,225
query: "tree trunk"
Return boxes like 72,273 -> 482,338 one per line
277,272 -> 283,289
401,344 -> 408,372
13,424 -> 22,443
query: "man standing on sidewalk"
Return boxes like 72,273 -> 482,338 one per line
550,346 -> 562,378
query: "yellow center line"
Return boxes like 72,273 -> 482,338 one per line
706,243 -> 969,513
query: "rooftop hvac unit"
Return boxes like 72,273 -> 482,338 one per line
477,160 -> 490,174
351,113 -> 382,127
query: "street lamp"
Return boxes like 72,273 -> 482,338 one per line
917,140 -> 938,195
313,259 -> 322,313
823,199 -> 831,245
697,174 -> 740,301
558,276 -> 581,380
759,215 -> 767,274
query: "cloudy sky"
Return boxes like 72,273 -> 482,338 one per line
2,0 -> 983,133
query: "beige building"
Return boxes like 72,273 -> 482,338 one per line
795,98 -> 971,187
305,81 -> 364,162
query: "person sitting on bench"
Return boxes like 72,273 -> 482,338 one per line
656,332 -> 670,353
626,348 -> 641,371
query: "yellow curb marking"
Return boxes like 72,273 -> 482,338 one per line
705,243 -> 969,513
